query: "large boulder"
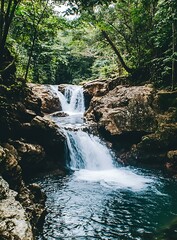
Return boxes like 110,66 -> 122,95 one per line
28,84 -> 62,114
30,116 -> 66,168
85,84 -> 157,135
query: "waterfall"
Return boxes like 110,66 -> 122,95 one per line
64,85 -> 85,114
49,84 -> 152,191
50,85 -> 85,114
64,130 -> 114,170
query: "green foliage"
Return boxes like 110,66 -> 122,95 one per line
1,0 -> 176,88
151,0 -> 177,87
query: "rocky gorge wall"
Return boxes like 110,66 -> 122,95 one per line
0,83 -> 66,239
83,78 -> 177,176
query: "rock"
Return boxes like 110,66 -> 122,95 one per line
0,178 -> 33,240
83,80 -> 109,109
16,102 -> 37,122
30,116 -> 66,167
85,85 -> 157,135
1,144 -> 23,191
17,185 -> 46,230
24,89 -> 42,116
84,80 -> 109,97
28,83 -> 62,113
0,176 -> 9,200
0,146 -> 6,165
155,90 -> 177,111
58,84 -> 68,94
127,123 -> 177,164
166,150 -> 177,173
11,140 -> 46,176
0,144 -> 46,233
50,111 -> 69,117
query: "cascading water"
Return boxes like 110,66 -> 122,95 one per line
50,85 -> 152,190
50,85 -> 85,114
35,84 -> 177,240
64,85 -> 85,113
65,130 -> 114,170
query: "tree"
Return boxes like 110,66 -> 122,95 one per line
153,0 -> 177,88
0,0 -> 21,72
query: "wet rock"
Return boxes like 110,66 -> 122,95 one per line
28,83 -> 62,113
58,84 -> 68,94
50,111 -> 69,117
17,185 -> 46,231
166,150 -> 177,173
0,178 -> 33,240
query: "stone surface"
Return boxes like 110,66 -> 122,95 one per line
0,177 -> 33,240
50,111 -> 69,117
0,144 -> 46,237
11,140 -> 46,175
0,176 -> 9,200
84,80 -> 177,174
1,144 -> 23,191
85,85 -> 157,135
30,116 -> 66,167
28,83 -> 62,113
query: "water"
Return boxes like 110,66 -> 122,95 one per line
50,85 -> 85,114
35,171 -> 177,240
34,85 -> 177,240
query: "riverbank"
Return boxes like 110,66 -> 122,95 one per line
1,76 -> 177,239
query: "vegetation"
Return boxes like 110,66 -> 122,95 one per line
0,0 -> 177,88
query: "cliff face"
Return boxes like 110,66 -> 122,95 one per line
0,75 -> 65,239
84,79 -> 177,175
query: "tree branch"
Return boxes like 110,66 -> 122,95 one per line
101,30 -> 133,73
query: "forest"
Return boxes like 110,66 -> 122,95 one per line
0,0 -> 177,88
1,1 -> 177,240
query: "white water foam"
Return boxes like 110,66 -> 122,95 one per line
65,130 -> 153,191
75,169 -> 153,191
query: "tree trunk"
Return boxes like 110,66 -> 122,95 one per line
0,0 -> 5,46
24,33 -> 37,81
0,0 -> 19,63
101,30 -> 133,73
172,20 -> 177,90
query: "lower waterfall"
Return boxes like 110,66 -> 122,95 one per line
34,84 -> 177,240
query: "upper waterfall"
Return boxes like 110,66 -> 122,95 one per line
50,85 -> 85,114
